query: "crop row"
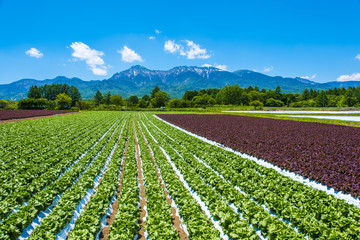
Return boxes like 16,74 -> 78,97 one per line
107,119 -> 140,239
27,119 -> 126,239
158,114 -> 360,198
0,116 -> 117,208
135,118 -> 180,239
0,115 -> 120,223
138,116 -> 221,239
0,114 -> 125,239
151,113 -> 360,239
0,109 -> 75,120
67,119 -> 129,239
0,112 -> 118,191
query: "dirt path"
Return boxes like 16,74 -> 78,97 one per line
138,121 -> 188,240
99,129 -> 129,240
133,120 -> 147,240
0,111 -> 79,124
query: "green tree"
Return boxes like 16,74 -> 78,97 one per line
150,86 -> 161,99
142,95 -> 151,102
27,85 -> 42,99
248,91 -> 261,102
183,90 -> 199,101
103,91 -> 111,105
346,96 -> 358,107
249,100 -> 264,109
0,99 -> 9,108
93,90 -> 103,106
77,100 -> 93,110
128,95 -> 139,107
46,100 -> 57,110
151,91 -> 170,108
275,85 -> 282,96
336,96 -> 347,107
18,98 -> 48,109
239,92 -> 250,105
285,93 -> 297,107
137,99 -> 148,108
345,89 -> 358,106
168,98 -> 181,108
315,91 -> 328,107
29,84 -> 81,102
265,98 -> 285,107
69,86 -> 81,106
56,93 -> 72,109
190,94 -> 216,107
192,94 -> 210,106
208,97 -> 216,106
110,94 -> 123,106
215,85 -> 243,105
178,100 -> 191,108
302,89 -> 310,100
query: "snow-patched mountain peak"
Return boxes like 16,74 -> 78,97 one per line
110,65 -> 225,81
111,65 -> 155,79
127,65 -> 153,76
167,66 -> 224,79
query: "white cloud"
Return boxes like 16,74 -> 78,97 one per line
164,40 -> 182,54
70,42 -> 107,75
149,36 -> 155,40
300,74 -> 317,80
155,29 -> 161,34
181,40 -> 210,59
337,73 -> 360,82
201,63 -> 227,71
91,66 -> 108,75
356,54 -> 360,61
164,40 -> 211,59
25,48 -> 43,58
117,46 -> 143,63
263,66 -> 274,72
215,64 -> 227,71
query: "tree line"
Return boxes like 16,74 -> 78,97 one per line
87,86 -> 170,110
86,85 -> 360,109
171,85 -> 360,108
16,84 -> 82,109
1,84 -> 360,110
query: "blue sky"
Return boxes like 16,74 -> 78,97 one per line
0,0 -> 360,84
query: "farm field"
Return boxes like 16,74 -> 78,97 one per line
0,110 -> 75,121
159,114 -> 360,198
0,111 -> 360,239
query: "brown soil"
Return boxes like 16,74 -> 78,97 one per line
133,120 -> 147,240
0,112 -> 79,124
138,121 -> 188,240
99,131 -> 129,240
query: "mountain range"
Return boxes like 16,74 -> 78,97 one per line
1,65 -> 360,100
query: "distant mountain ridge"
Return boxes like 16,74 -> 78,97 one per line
1,65 -> 359,100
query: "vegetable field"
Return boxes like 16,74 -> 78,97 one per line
158,114 -> 360,198
0,110 -> 75,121
0,112 -> 359,240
